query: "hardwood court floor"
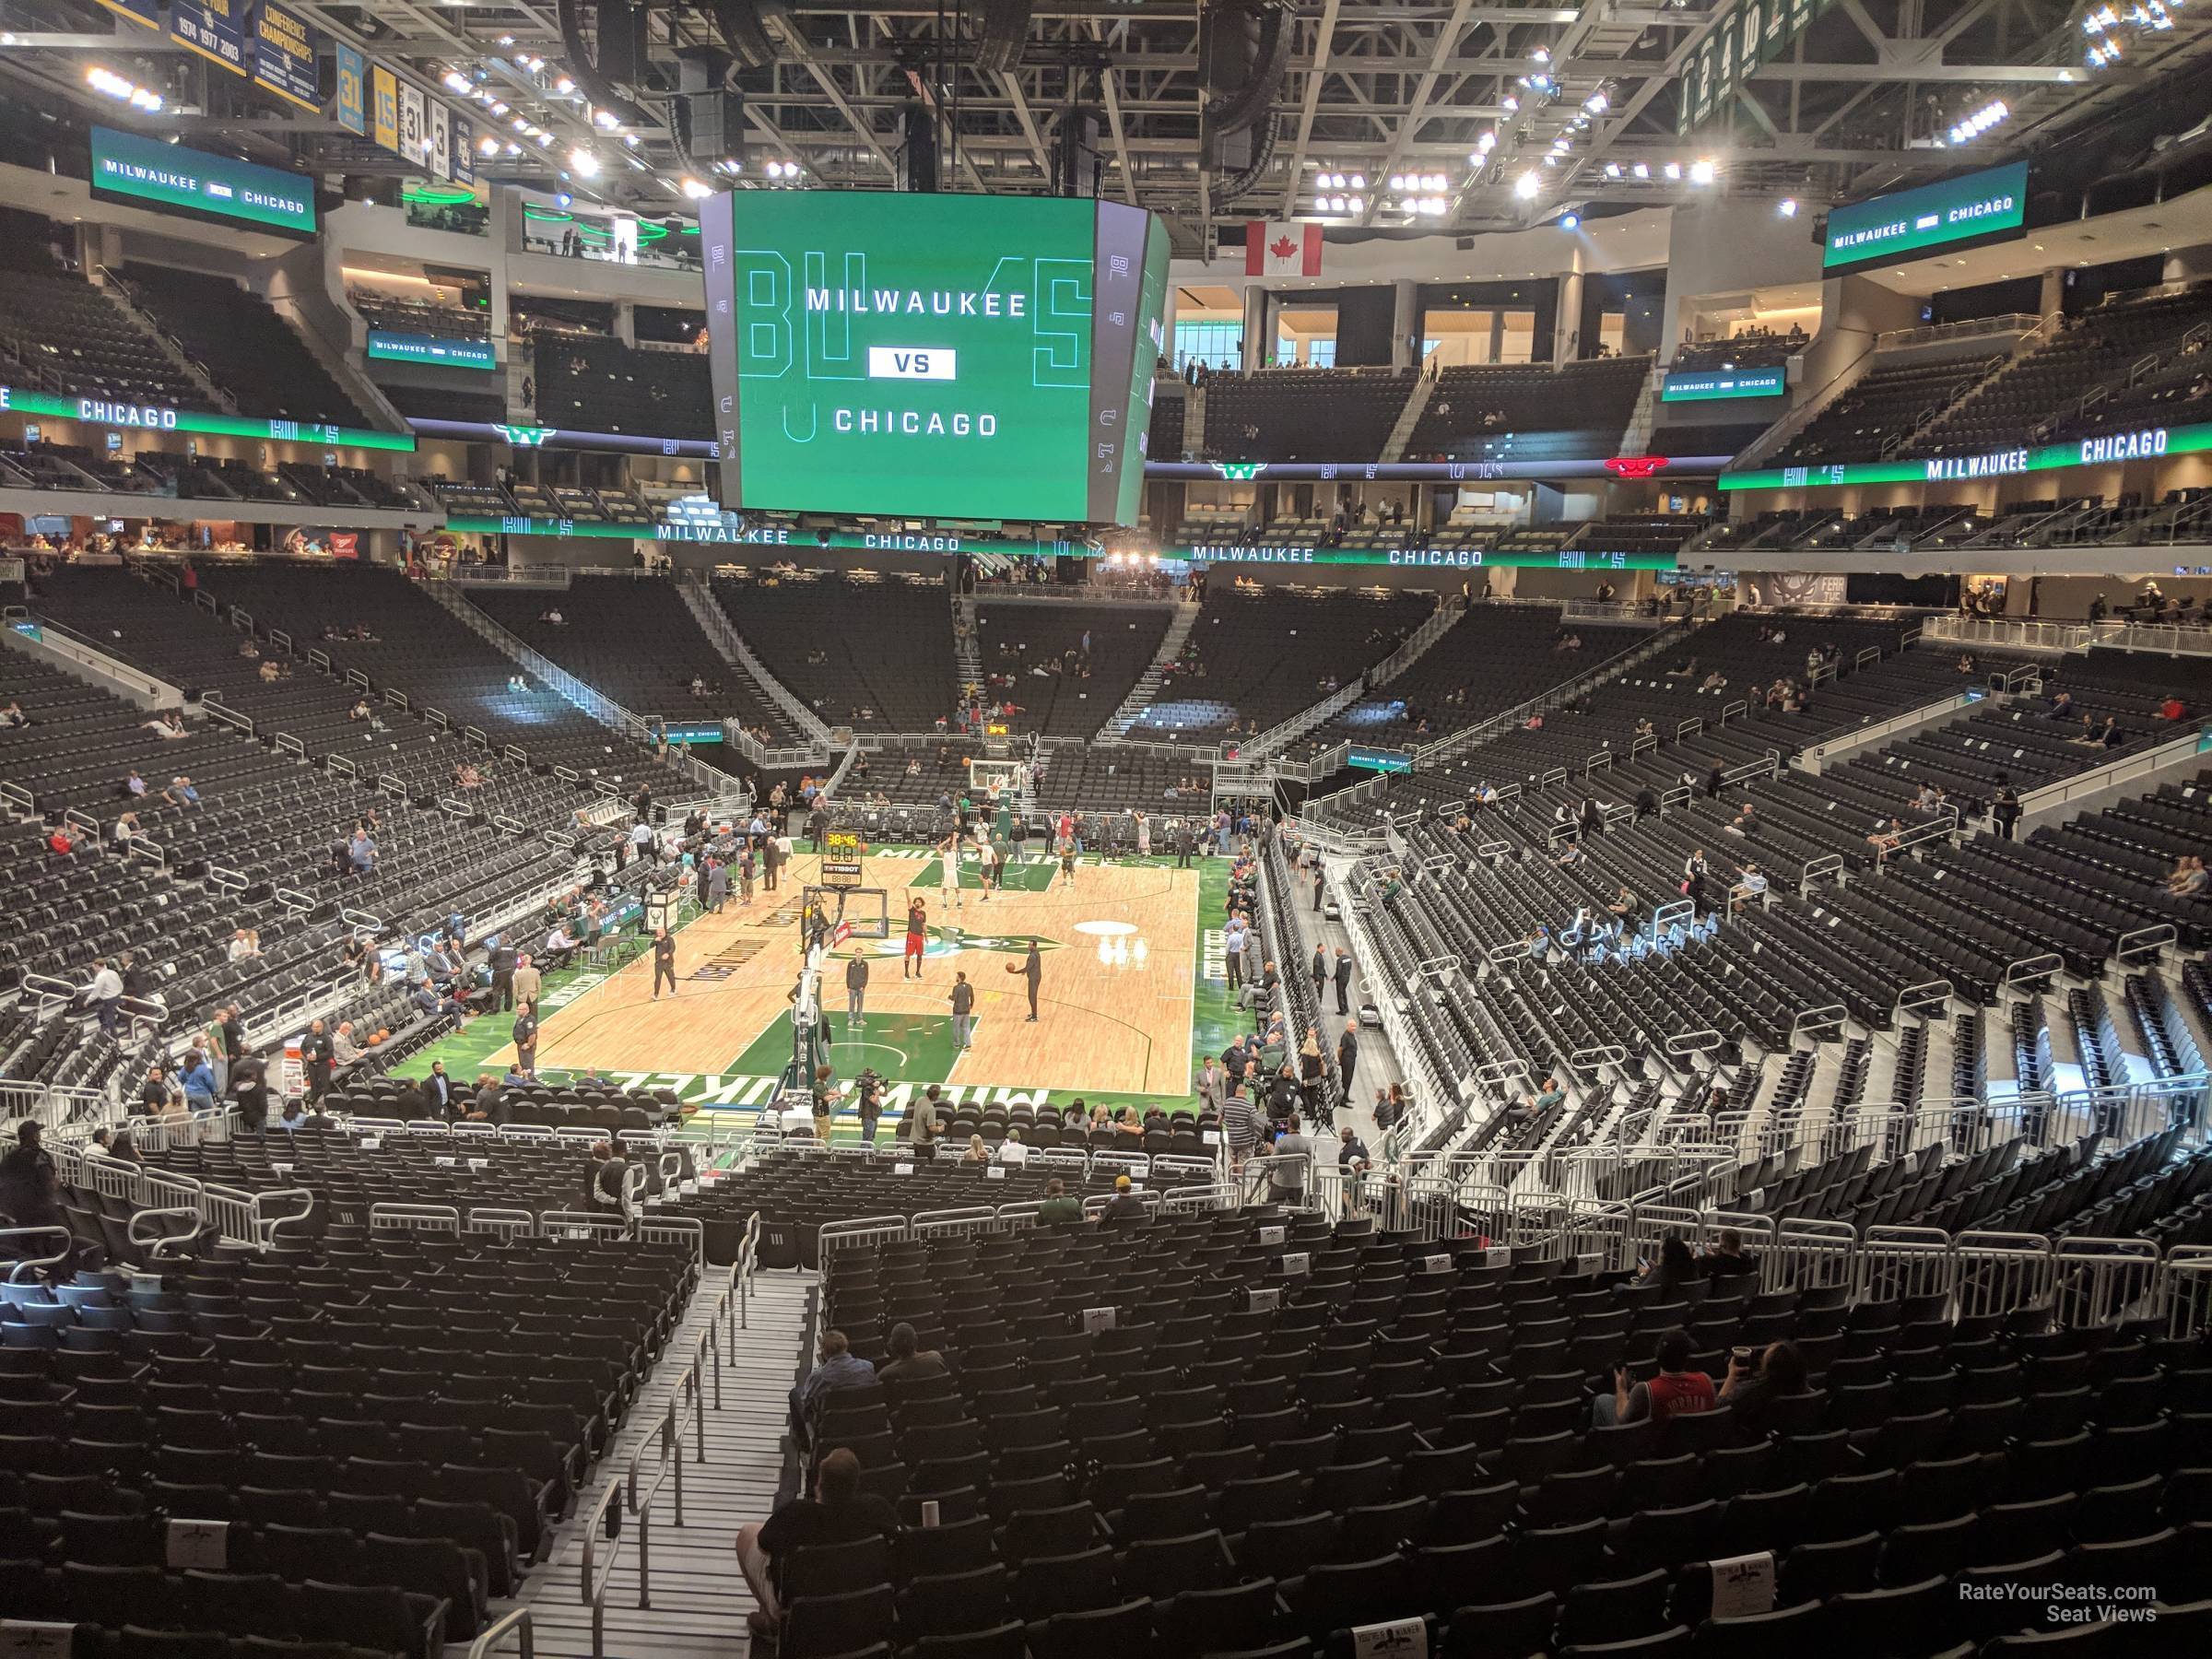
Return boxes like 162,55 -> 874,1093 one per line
506,850 -> 1199,1097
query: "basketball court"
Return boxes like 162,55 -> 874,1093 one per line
476,842 -> 1203,1100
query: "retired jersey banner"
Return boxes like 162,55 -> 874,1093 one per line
371,65 -> 399,153
171,0 -> 249,76
1245,221 -> 1323,277
429,102 -> 453,181
334,42 -> 367,135
399,81 -> 427,167
452,116 -> 475,187
252,2 -> 321,112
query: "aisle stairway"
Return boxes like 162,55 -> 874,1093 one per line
1102,599 -> 1200,738
516,1267 -> 811,1658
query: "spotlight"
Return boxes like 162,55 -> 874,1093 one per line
569,147 -> 600,177
1689,158 -> 1716,183
1778,197 -> 1798,218
442,71 -> 472,95
1663,161 -> 1682,180
1604,162 -> 1622,179
1349,173 -> 1366,190
555,76 -> 575,94
1515,171 -> 1542,199
1502,95 -> 1520,112
477,135 -> 500,157
1388,174 -> 1406,192
681,177 -> 712,199
1559,210 -> 1582,230
1631,162 -> 1649,179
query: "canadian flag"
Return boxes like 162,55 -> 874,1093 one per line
1246,221 -> 1324,277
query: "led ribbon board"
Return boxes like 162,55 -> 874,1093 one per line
0,383 -> 412,452
1719,419 -> 2205,491
89,124 -> 316,237
367,331 -> 497,371
1821,159 -> 2028,274
438,512 -> 1677,570
699,190 -> 1170,524
1661,368 -> 1786,402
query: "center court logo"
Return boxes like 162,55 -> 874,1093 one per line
840,928 -> 1065,962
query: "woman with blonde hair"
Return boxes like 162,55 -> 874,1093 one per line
960,1134 -> 990,1166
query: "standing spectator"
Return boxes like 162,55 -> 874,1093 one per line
204,1008 -> 235,1098
1333,947 -> 1354,1016
88,958 -> 123,1035
512,951 -> 542,1012
844,954 -> 868,1032
179,1049 -> 218,1113
1312,864 -> 1325,913
1221,1086 -> 1259,1166
300,1018 -> 335,1104
1310,944 -> 1327,1001
652,927 -> 678,999
1268,1113 -> 1312,1200
1336,1023 -> 1359,1099
230,1051 -> 269,1136
1196,1054 -> 1226,1116
1992,782 -> 2022,841
0,1122 -> 65,1238
948,971 -> 975,1049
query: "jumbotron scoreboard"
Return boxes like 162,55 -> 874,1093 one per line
699,191 -> 1170,524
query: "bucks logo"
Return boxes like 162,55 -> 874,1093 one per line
841,927 -> 1065,962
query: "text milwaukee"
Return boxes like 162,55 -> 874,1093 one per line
1924,448 -> 2029,481
805,288 -> 1027,318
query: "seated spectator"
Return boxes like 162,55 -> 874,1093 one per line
1038,1176 -> 1084,1223
2166,856 -> 2207,897
1594,1327 -> 1716,1428
143,711 -> 189,740
786,1328 -> 876,1448
877,1321 -> 947,1385
135,1065 -> 185,1118
959,1134 -> 990,1166
734,1447 -> 896,1639
1723,800 -> 1759,838
1717,1339 -> 1809,1435
1636,1234 -> 1700,1296
1098,1172 -> 1148,1225
163,775 -> 201,808
1703,1228 -> 1759,1281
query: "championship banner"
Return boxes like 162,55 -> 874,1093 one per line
334,42 -> 367,135
251,2 -> 321,112
451,116 -> 475,186
91,0 -> 160,27
429,103 -> 452,181
171,0 -> 249,76
398,80 -> 427,167
371,65 -> 399,153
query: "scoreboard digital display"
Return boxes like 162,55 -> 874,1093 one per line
89,124 -> 317,238
699,191 -> 1169,524
1822,160 -> 2027,275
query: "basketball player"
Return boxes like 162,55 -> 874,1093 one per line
903,899 -> 927,978
938,835 -> 964,910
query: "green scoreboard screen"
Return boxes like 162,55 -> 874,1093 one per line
699,191 -> 1170,524
90,124 -> 317,238
1822,160 -> 2027,274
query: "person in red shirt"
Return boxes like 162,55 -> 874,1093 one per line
1594,1329 -> 1717,1428
2159,695 -> 2186,722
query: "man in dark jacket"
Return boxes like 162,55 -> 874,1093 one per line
1333,947 -> 1354,1016
489,935 -> 518,1012
1336,1024 -> 1359,1099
